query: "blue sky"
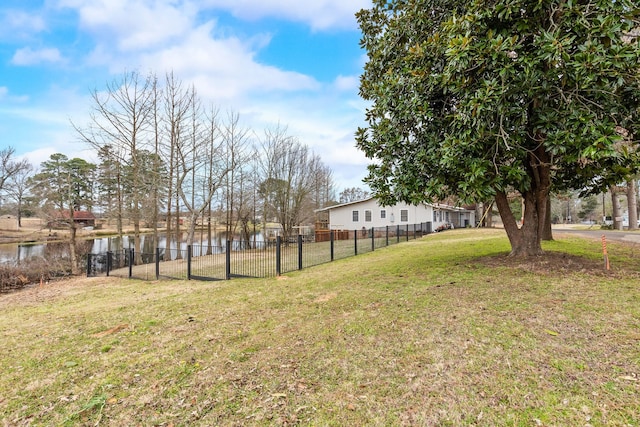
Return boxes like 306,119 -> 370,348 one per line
0,0 -> 371,190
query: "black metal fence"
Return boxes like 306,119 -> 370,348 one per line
87,222 -> 433,281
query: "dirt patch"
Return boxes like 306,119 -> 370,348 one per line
313,292 -> 338,303
475,251 -> 626,277
0,276 -> 116,307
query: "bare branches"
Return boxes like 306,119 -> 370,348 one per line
0,147 -> 30,194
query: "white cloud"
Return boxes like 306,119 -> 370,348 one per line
58,0 -> 197,51
334,75 -> 359,92
11,47 -> 63,66
0,9 -> 46,40
84,20 -> 319,101
6,0 -> 371,188
201,0 -> 371,31
0,87 -> 29,103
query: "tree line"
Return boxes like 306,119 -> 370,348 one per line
1,71 -> 344,273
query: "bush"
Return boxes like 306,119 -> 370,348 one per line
0,258 -> 71,293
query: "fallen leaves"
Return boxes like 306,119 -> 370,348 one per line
92,323 -> 129,338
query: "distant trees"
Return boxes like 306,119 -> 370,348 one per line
258,126 -> 331,241
29,153 -> 96,274
4,160 -> 34,226
74,71 -> 156,259
0,147 -> 32,223
339,187 -> 369,204
577,196 -> 598,223
68,70 -> 334,257
0,147 -> 30,195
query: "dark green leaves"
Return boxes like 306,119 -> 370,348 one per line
356,0 -> 640,204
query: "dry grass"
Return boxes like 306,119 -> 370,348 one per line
1,229 -> 639,426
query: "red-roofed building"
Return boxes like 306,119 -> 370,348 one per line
49,210 -> 96,228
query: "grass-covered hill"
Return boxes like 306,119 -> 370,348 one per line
1,229 -> 639,426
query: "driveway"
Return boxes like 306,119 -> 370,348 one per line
553,226 -> 640,244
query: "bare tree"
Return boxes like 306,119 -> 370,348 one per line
0,147 -> 30,195
220,111 -> 252,243
150,74 -> 163,244
174,94 -> 234,247
74,71 -> 155,262
339,187 -> 369,204
5,161 -> 34,227
258,126 -> 328,241
312,164 -> 335,209
161,72 -> 193,249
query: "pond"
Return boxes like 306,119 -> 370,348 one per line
0,232 -> 265,265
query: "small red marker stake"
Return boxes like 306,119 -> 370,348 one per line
602,235 -> 610,270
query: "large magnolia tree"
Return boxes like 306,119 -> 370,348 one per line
356,0 -> 640,256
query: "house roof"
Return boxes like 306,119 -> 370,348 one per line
315,197 -> 377,213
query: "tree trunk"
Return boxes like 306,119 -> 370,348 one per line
627,179 -> 638,230
207,200 -> 213,255
541,196 -> 553,241
17,200 -> 22,227
68,217 -> 80,275
495,191 -> 543,257
611,186 -> 623,230
485,202 -> 493,227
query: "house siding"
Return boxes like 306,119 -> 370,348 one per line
320,198 -> 475,231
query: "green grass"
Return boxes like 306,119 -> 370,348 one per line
1,228 -> 639,426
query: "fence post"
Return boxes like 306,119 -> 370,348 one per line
106,251 -> 112,277
155,247 -> 160,280
330,230 -> 334,261
128,248 -> 134,278
371,228 -> 375,251
276,236 -> 282,276
386,226 -> 389,246
397,225 -> 400,243
406,225 -> 409,241
86,253 -> 92,277
187,245 -> 192,280
354,230 -> 358,256
298,234 -> 303,270
226,240 -> 231,280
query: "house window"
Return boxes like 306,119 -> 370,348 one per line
352,210 -> 359,222
400,209 -> 408,222
365,210 -> 372,222
380,210 -> 386,219
446,212 -> 450,221
433,211 -> 437,221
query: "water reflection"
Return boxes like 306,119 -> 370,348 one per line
0,232 -> 265,265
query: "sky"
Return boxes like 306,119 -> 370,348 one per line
0,0 -> 372,191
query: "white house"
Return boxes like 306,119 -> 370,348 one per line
316,198 -> 475,232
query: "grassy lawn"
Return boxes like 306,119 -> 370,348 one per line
1,228 -> 639,426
